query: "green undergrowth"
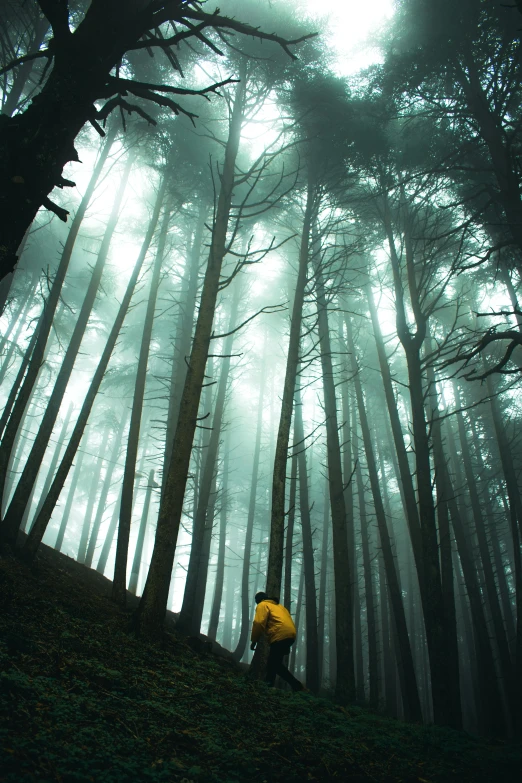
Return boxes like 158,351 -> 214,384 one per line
0,554 -> 520,783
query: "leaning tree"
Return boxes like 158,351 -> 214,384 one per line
0,0 -> 313,283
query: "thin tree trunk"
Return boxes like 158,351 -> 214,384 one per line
290,561 -> 305,674
161,202 -> 208,499
485,373 -> 522,737
353,424 -> 379,709
317,477 -> 329,687
453,380 -> 515,726
283,441 -> 298,611
84,409 -> 129,568
2,15 -> 49,118
178,282 -> 240,634
313,244 -> 355,704
294,386 -> 320,693
208,438 -> 230,640
21,198 -> 155,561
0,275 -> 39,385
112,177 -> 169,604
265,176 -> 315,599
0,125 -> 116,501
54,446 -> 86,553
135,74 -> 247,640
233,355 -> 267,661
96,486 -> 123,577
129,469 -> 156,596
424,340 -> 462,728
0,316 -> 39,444
1,147 -> 131,545
77,426 -> 111,564
26,402 -> 74,532
444,409 -> 508,736
384,200 -> 453,726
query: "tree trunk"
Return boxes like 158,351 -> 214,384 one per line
77,426 -> 111,564
208,437 -> 230,640
129,469 -> 156,596
54,445 -> 86,553
289,561 -> 305,675
27,402 -> 74,532
0,124 -> 116,496
20,197 -> 155,561
384,200 -> 452,726
178,281 -> 240,634
353,418 -> 379,709
84,409 -> 130,568
2,15 -> 49,118
0,274 -> 39,385
233,354 -> 267,661
366,283 -> 423,584
0,139 -> 128,544
453,380 -> 515,726
424,340 -> 462,728
96,486 -> 123,577
457,54 -> 522,264
134,74 -> 247,640
484,373 -> 522,737
293,386 -> 320,693
0,2 -> 161,280
265,176 -> 315,600
317,477 -> 329,687
313,243 -> 355,704
443,408 -> 508,736
112,177 -> 169,604
161,201 -> 208,499
283,437 -> 298,612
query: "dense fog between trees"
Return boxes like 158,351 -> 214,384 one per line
1,0 -> 522,739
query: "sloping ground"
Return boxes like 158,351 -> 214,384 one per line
0,550 -> 520,783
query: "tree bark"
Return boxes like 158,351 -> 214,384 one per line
2,15 -> 49,118
77,426 -> 111,564
317,477 -> 329,687
54,445 -> 86,553
208,437 -> 230,640
0,124 -> 116,499
293,386 -> 320,693
265,176 -> 314,600
129,469 -> 156,596
0,1 -> 166,279
177,281 -> 240,634
84,409 -> 130,568
161,201 -> 208,499
312,241 -> 355,704
27,402 -> 74,533
21,197 -> 155,560
233,352 -> 267,661
453,380 -> 515,726
96,485 -> 123,577
112,177 -> 169,604
424,339 -> 462,728
134,74 -> 247,640
384,198 -> 453,726
1,150 -> 132,546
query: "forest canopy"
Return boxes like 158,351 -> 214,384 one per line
1,0 -> 522,745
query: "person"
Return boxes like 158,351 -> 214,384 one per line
250,591 -> 305,692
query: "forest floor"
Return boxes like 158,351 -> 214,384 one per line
0,548 -> 521,783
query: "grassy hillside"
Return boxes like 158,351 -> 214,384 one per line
0,549 -> 520,783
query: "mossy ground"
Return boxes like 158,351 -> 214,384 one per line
0,551 -> 520,783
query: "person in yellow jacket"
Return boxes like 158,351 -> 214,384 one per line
250,591 -> 304,692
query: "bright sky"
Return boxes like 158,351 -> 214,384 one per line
305,0 -> 394,75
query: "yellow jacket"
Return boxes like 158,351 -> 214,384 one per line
251,599 -> 296,644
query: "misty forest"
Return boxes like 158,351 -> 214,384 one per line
1,1 -> 522,780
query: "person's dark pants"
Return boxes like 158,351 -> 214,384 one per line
265,637 -> 303,691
